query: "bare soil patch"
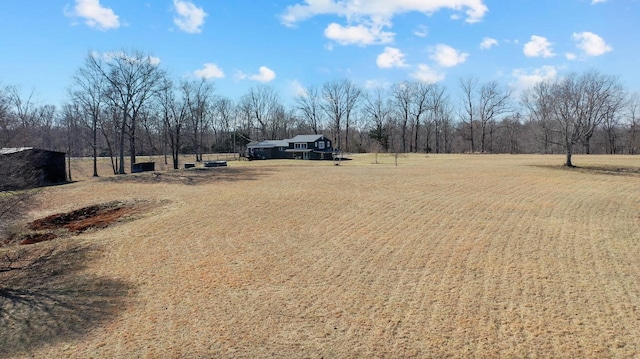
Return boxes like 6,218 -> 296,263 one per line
2,200 -> 150,247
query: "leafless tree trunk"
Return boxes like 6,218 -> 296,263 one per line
156,79 -> 188,169
478,81 -> 512,153
182,79 -> 215,162
459,76 -> 478,153
321,79 -> 361,151
295,85 -> 324,135
390,82 -> 412,153
428,84 -> 450,154
363,87 -> 391,152
6,86 -> 37,148
69,53 -> 109,177
86,50 -> 166,174
240,85 -> 280,141
525,70 -> 625,167
411,83 -> 431,153
625,93 -> 640,154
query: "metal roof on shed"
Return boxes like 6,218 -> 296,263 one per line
0,147 -> 34,155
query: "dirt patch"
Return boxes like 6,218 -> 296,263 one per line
3,201 -> 147,247
534,164 -> 640,176
100,167 -> 268,185
29,201 -> 137,233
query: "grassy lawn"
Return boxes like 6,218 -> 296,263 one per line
2,154 -> 639,358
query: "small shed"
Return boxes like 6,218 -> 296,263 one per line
0,147 -> 67,190
131,162 -> 155,173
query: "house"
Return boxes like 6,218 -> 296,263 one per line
246,140 -> 290,160
0,147 -> 67,190
246,134 -> 334,160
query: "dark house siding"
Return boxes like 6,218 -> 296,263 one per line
0,148 -> 66,190
247,135 -> 334,160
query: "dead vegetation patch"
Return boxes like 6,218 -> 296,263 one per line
534,164 -> 640,176
0,243 -> 134,357
2,200 -> 152,247
100,166 -> 268,185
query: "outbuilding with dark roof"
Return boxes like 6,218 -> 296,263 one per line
0,148 -> 67,190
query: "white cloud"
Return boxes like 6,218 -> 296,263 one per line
239,66 -> 276,83
324,22 -> 394,46
364,79 -> 391,89
572,31 -> 612,57
194,63 -> 224,79
173,0 -> 207,34
411,64 -> 445,84
413,25 -> 428,38
98,51 -> 161,66
565,52 -> 577,61
512,66 -> 557,92
430,44 -> 468,68
289,80 -> 307,96
591,0 -> 607,4
66,0 -> 120,30
523,35 -> 555,58
281,0 -> 489,26
480,37 -> 498,50
149,56 -> 161,66
376,47 -> 407,69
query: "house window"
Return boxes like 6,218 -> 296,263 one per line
294,143 -> 307,149
318,141 -> 325,149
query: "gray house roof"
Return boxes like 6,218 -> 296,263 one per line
247,140 -> 289,148
288,134 -> 326,143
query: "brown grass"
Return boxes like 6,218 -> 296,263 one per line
2,153 -> 640,358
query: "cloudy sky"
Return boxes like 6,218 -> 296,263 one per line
0,0 -> 636,106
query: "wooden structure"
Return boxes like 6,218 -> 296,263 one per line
0,147 -> 66,190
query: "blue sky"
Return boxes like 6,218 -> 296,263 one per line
0,0 -> 637,107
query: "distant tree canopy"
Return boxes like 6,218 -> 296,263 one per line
1,49 -> 639,171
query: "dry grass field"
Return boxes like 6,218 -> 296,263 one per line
1,153 -> 639,358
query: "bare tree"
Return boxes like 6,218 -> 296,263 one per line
59,103 -> 82,181
427,84 -> 450,153
526,70 -> 625,166
182,79 -> 215,162
458,76 -> 478,153
211,97 -> 237,154
295,85 -> 324,134
69,52 -> 110,177
6,86 -> 38,148
87,50 -> 166,174
389,82 -> 413,153
156,79 -> 188,169
0,84 -> 10,147
625,93 -> 640,154
477,81 -> 512,153
343,80 -> 362,152
240,85 -> 281,140
580,72 -> 626,154
362,87 -> 391,161
411,82 -> 432,152
321,79 -> 361,151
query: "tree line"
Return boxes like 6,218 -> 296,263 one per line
1,49 -> 638,174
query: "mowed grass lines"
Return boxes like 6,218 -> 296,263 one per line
6,154 -> 640,358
